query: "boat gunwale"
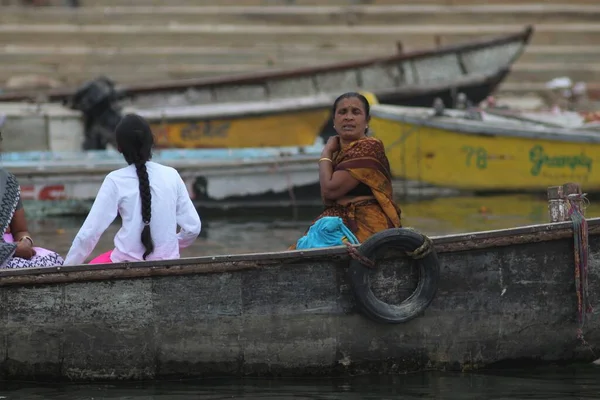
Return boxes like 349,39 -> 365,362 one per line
0,215 -> 595,286
132,95 -> 334,121
3,153 -> 323,176
0,25 -> 532,102
371,105 -> 600,143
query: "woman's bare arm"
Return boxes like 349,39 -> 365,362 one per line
319,160 -> 360,201
10,208 -> 31,241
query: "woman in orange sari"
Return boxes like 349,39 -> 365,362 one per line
290,92 -> 402,249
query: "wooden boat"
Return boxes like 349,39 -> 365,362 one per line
2,145 -> 323,216
369,103 -> 600,192
0,95 -> 332,151
0,183 -> 595,381
0,26 -> 533,143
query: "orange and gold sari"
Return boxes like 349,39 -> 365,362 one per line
290,137 -> 402,249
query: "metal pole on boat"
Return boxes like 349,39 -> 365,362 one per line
547,183 -> 583,222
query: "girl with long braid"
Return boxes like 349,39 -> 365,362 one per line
64,114 -> 201,265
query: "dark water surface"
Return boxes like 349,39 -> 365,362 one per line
2,366 -> 600,399
27,194 -> 600,259
12,194 -> 600,399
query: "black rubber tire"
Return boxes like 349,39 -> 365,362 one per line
349,228 -> 440,324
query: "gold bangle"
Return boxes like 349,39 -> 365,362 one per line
318,157 -> 332,163
20,235 -> 33,246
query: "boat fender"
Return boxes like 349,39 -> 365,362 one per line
348,228 -> 439,324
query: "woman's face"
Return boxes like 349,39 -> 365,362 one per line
333,97 -> 369,142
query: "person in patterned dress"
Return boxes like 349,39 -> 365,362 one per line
290,92 -> 402,249
0,140 -> 64,268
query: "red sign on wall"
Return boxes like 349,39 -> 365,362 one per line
19,185 -> 66,201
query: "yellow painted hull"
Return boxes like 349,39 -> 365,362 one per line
371,114 -> 600,191
148,109 -> 330,149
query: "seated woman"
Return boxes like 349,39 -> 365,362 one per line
291,92 -> 402,249
63,113 -> 201,265
0,166 -> 64,268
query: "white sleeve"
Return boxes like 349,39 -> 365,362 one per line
63,176 -> 119,265
175,174 -> 201,249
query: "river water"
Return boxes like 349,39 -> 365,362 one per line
1,366 -> 600,399
8,194 -> 600,399
27,193 -> 600,259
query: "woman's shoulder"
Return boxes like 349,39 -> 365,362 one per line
0,168 -> 19,186
362,137 -> 385,146
0,167 -> 15,179
146,161 -> 180,177
351,137 -> 385,153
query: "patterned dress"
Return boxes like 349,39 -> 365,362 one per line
0,169 -> 64,269
291,137 -> 402,249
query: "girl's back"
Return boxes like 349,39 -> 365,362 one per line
108,161 -> 200,262
63,114 -> 201,265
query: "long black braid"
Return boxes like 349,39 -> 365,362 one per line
115,113 -> 155,259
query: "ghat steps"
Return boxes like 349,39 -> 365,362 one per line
0,3 -> 597,98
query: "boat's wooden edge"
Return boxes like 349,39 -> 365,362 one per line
0,215 -> 593,287
0,25 -> 532,102
135,95 -> 334,121
370,103 -> 600,143
4,153 -> 322,176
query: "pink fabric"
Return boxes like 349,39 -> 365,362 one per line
89,250 -> 113,264
3,233 -> 54,257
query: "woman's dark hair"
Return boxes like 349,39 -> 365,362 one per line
332,92 -> 371,117
115,113 -> 155,260
332,92 -> 371,133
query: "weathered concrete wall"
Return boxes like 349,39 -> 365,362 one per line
0,234 -> 598,381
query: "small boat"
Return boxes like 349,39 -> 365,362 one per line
369,103 -> 600,193
0,182 -> 594,381
0,26 -> 533,144
0,94 -> 333,151
2,145 -> 323,216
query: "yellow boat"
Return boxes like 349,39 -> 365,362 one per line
129,95 -> 332,149
130,92 -> 379,149
369,104 -> 600,192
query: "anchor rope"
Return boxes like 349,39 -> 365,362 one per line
566,193 -> 594,351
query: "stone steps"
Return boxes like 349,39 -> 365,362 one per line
75,0 -> 600,6
1,3 -> 597,98
2,5 -> 600,26
1,44 -> 598,65
0,23 -> 595,48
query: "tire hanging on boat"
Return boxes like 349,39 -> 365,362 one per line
348,228 -> 439,324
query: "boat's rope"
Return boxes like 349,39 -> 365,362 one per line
345,230 -> 433,269
345,242 -> 375,268
405,229 -> 434,260
566,193 -> 594,349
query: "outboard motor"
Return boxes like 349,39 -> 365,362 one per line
69,77 -> 124,150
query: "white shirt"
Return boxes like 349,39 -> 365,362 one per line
64,161 -> 201,265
